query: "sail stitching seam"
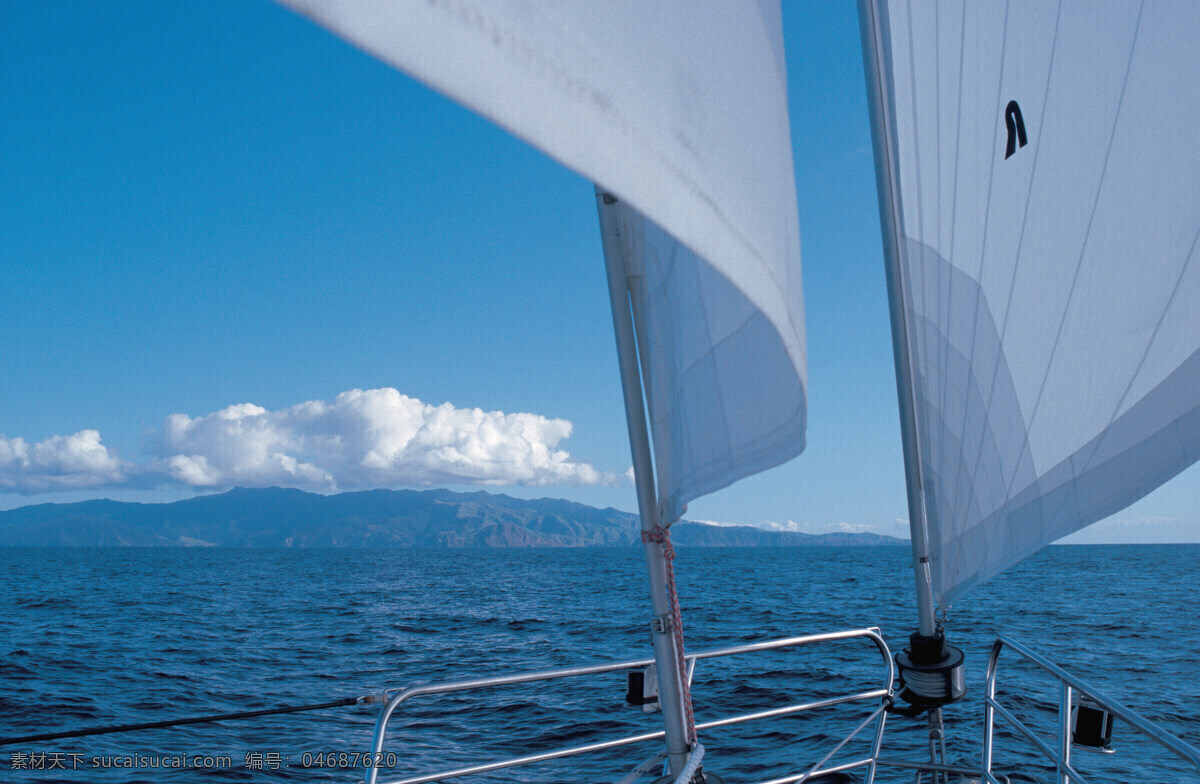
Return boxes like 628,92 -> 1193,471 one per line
903,0 -> 928,397
937,0 -> 970,522
944,0 -> 1011,533
952,0 -> 1063,533
996,0 -> 1146,516
941,351 -> 1200,605
1044,223 -> 1198,527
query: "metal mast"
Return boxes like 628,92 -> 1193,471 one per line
859,7 -> 968,780
595,187 -> 694,777
857,0 -> 938,639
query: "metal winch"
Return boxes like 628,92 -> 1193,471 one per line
895,629 -> 966,707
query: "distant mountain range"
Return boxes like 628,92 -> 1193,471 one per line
0,487 -> 904,547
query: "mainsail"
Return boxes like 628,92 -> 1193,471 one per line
867,1 -> 1200,605
278,0 -> 807,525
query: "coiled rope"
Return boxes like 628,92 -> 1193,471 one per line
641,524 -> 697,748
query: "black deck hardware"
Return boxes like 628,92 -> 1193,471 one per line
895,629 -> 967,708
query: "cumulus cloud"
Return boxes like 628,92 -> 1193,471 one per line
150,388 -> 613,491
0,430 -> 128,493
0,389 -> 615,495
691,517 -> 911,538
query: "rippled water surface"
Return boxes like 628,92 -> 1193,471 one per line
1,545 -> 1197,782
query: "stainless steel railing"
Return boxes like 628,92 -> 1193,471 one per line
362,627 -> 894,784
982,635 -> 1200,784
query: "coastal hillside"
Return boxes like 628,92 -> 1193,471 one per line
0,487 -> 904,547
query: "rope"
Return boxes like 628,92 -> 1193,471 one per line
642,524 -> 697,748
0,697 -> 363,746
672,742 -> 704,784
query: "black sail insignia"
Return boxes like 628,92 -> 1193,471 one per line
1004,100 -> 1028,159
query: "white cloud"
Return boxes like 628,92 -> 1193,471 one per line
688,518 -> 745,528
0,389 -> 614,495
689,516 -> 910,539
150,388 -> 612,491
0,430 -> 127,493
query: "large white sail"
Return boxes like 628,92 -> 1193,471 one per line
871,1 -> 1200,604
278,1 -> 807,524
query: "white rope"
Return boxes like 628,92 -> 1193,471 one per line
672,743 -> 705,784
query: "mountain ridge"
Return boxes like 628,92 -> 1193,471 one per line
0,487 -> 905,547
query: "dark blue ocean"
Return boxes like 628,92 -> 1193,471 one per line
1,545 -> 1197,783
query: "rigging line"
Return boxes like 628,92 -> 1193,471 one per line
0,697 -> 364,747
1043,224 -> 1199,529
994,0 -> 1146,513
952,0 -> 1064,531
942,0 -> 1011,533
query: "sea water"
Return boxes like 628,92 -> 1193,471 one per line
1,545 -> 1197,783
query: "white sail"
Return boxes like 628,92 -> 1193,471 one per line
277,1 -> 807,523
871,1 -> 1200,604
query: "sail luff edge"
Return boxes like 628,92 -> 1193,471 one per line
857,0 -> 938,635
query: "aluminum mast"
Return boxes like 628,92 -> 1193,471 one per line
857,0 -> 938,639
596,187 -> 694,778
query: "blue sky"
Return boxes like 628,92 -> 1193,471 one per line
1,1 -> 1195,543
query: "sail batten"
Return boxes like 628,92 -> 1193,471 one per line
873,0 -> 1200,603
